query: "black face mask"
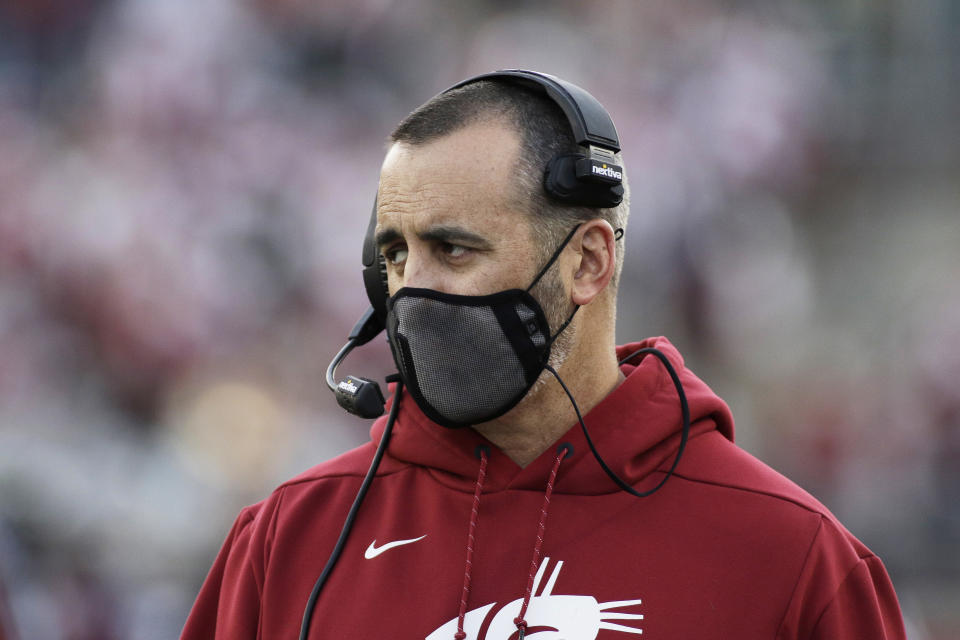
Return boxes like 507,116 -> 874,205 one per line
385,226 -> 580,429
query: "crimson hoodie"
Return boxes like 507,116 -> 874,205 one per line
182,337 -> 905,639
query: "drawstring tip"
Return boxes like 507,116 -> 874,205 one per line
514,618 -> 528,640
453,633 -> 466,640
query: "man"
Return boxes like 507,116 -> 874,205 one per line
182,72 -> 905,639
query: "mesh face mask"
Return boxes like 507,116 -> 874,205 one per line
385,226 -> 580,429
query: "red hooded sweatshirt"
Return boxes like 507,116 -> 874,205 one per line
181,338 -> 905,639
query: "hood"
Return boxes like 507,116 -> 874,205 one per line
371,336 -> 734,495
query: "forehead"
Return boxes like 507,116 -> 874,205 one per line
375,121 -> 528,234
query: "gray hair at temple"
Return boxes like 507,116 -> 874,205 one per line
389,80 -> 630,290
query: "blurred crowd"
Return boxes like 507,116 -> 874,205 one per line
0,0 -> 957,638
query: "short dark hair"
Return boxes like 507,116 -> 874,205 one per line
390,80 -> 629,286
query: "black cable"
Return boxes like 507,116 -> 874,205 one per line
325,338 -> 355,395
544,346 -> 690,498
299,377 -> 403,640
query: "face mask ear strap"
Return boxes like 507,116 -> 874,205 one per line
526,224 -> 582,293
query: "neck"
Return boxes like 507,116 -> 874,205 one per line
473,335 -> 623,468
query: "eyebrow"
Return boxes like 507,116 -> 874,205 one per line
374,225 -> 493,250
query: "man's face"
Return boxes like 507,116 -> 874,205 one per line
375,121 -> 544,298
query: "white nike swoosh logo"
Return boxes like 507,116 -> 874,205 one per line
364,535 -> 427,559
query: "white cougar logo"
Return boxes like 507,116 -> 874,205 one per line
426,558 -> 643,639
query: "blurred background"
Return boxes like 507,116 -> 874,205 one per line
0,0 -> 957,637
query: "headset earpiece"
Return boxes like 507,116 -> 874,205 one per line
544,154 -> 624,208
361,197 -> 389,337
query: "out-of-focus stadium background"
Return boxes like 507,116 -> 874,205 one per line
0,0 -> 957,638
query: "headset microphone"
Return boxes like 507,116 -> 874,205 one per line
325,307 -> 386,419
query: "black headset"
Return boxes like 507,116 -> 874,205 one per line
327,69 -> 624,419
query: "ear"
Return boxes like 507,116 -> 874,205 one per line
570,219 -> 617,306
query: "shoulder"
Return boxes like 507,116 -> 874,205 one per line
670,430 -> 873,559
223,440 -> 403,541
674,431 -> 843,522
669,431 -> 904,636
182,442 -> 408,639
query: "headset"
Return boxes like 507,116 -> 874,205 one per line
326,69 -> 625,418
309,71 -> 692,639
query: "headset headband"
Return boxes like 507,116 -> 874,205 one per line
445,70 -> 621,152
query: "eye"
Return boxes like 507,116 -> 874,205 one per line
441,243 -> 468,259
383,246 -> 408,266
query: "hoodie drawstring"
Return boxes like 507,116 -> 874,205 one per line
455,446 -> 489,640
513,444 -> 571,639
454,444 -> 571,640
